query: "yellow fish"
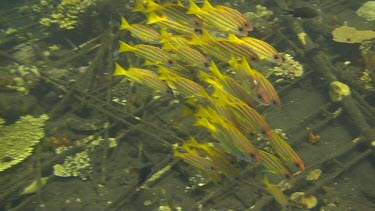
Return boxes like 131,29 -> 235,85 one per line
269,132 -> 305,171
119,16 -> 161,44
259,150 -> 295,182
262,176 -> 291,210
118,41 -> 176,68
113,62 -> 170,93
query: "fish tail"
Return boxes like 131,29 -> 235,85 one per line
187,0 -> 202,15
119,16 -> 131,30
262,175 -> 270,187
146,12 -> 164,24
144,0 -> 163,12
132,0 -> 146,12
118,41 -> 135,53
113,62 -> 127,76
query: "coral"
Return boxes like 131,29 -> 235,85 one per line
37,0 -> 97,30
332,26 -> 375,44
53,151 -> 92,180
356,1 -> 375,21
329,81 -> 351,102
0,114 -> 49,172
53,135 -> 117,180
272,54 -> 304,80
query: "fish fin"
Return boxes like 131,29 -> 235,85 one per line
144,0 -> 163,12
118,41 -> 135,53
176,0 -> 184,7
227,34 -> 241,43
262,175 -> 270,186
202,0 -> 214,10
113,62 -> 127,76
132,0 -> 146,12
186,0 -> 202,14
146,12 -> 165,24
208,60 -> 222,79
143,60 -> 158,66
119,16 -> 131,30
200,29 -> 214,42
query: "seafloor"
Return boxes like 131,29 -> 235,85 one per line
0,0 -> 374,211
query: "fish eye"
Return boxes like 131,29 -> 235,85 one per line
285,174 -> 290,179
251,57 -> 257,61
272,100 -> 277,105
295,163 -> 300,168
257,94 -> 262,100
244,23 -> 248,27
273,55 -> 279,60
209,166 -> 215,170
238,27 -> 244,32
261,130 -> 266,134
250,153 -> 255,158
168,60 -> 174,65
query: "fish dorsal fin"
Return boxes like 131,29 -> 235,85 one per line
202,0 -> 214,10
186,0 -> 202,15
227,34 -> 241,43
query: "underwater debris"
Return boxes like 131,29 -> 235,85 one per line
306,127 -> 320,144
20,177 -> 48,195
356,1 -> 375,21
332,26 -> 375,44
290,192 -> 318,209
53,151 -> 92,180
306,169 -> 322,181
272,53 -> 303,80
0,114 -> 48,172
329,81 -> 351,102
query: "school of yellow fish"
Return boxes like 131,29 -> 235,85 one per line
114,0 -> 304,208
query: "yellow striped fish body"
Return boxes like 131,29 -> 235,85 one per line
212,38 -> 260,62
195,107 -> 260,162
160,29 -> 191,50
189,30 -> 233,62
214,120 -> 260,162
241,36 -> 282,63
174,148 -> 219,172
209,61 -> 257,108
259,150 -> 295,182
184,137 -> 239,178
119,16 -> 161,44
262,176 -> 291,210
113,63 -> 170,93
153,1 -> 204,30
202,0 -> 253,31
118,41 -> 176,68
237,59 -> 282,108
158,67 -> 208,99
269,132 -> 305,171
169,63 -> 195,79
217,91 -> 272,138
198,143 -> 239,178
186,0 -> 248,36
147,12 -> 197,35
168,46 -> 211,71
